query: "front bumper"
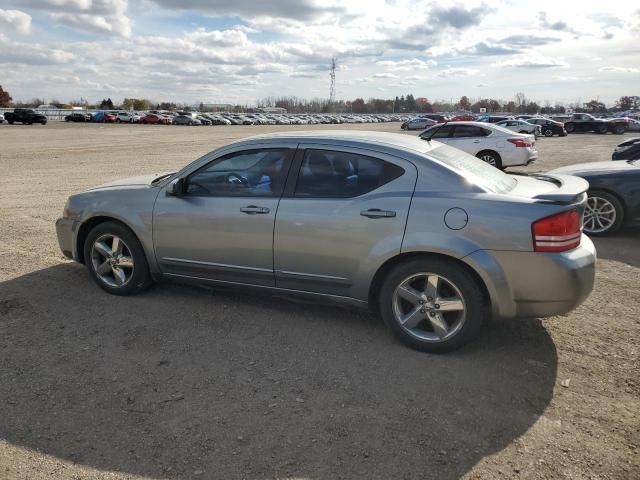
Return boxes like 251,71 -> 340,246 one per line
56,217 -> 76,260
465,234 -> 596,319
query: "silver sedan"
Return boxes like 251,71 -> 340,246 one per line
56,132 -> 596,352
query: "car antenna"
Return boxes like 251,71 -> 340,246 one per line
423,120 -> 448,142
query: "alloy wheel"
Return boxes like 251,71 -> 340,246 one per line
90,234 -> 135,288
480,154 -> 496,166
583,196 -> 617,234
392,272 -> 466,342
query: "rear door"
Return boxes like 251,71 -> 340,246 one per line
446,124 -> 488,154
273,145 -> 417,299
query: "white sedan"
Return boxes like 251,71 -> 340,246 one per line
401,117 -> 437,130
419,121 -> 538,169
115,111 -> 142,123
496,119 -> 541,136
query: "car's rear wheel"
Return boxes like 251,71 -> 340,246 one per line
476,150 -> 502,169
543,128 -> 554,137
583,190 -> 624,236
596,124 -> 607,134
84,221 -> 152,295
379,258 -> 486,353
565,123 -> 575,133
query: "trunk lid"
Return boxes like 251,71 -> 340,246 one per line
508,173 -> 589,204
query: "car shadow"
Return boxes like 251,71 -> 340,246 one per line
0,264 -> 558,479
591,228 -> 640,268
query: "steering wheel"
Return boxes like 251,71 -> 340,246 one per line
225,172 -> 249,185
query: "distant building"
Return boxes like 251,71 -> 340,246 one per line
196,103 -> 235,112
258,107 -> 287,114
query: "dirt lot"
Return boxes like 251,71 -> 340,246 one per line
0,122 -> 638,480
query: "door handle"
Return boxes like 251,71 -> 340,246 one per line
472,140 -> 481,143
240,205 -> 270,214
360,208 -> 396,218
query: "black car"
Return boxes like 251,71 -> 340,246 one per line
549,160 -> 640,235
65,112 -> 92,122
477,115 -> 511,123
527,117 -> 567,137
564,113 -> 627,135
4,108 -> 48,125
612,138 -> 640,161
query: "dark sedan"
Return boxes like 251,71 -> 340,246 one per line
527,118 -> 567,137
550,160 -> 640,235
612,138 -> 640,161
65,112 -> 92,122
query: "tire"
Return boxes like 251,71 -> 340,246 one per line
475,150 -> 502,169
83,221 -> 152,295
116,118 -> 121,123
565,122 -> 575,133
8,121 -> 14,125
518,130 -> 528,134
583,190 -> 624,236
378,258 -> 486,353
613,124 -> 625,134
596,124 -> 607,134
543,128 -> 553,137
41,121 -> 46,125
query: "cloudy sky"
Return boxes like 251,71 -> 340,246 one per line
0,0 -> 638,106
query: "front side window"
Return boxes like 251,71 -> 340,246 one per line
295,150 -> 404,198
452,125 -> 485,137
186,149 -> 291,197
421,125 -> 452,139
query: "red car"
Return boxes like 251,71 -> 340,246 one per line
140,114 -> 166,124
449,115 -> 475,122
104,113 -> 117,123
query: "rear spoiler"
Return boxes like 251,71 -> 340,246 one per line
512,172 -> 589,203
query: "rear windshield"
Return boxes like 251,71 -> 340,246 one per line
426,143 -> 517,193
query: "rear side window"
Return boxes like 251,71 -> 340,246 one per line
451,125 -> 487,137
295,150 -> 404,198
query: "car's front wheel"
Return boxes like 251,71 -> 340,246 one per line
84,221 -> 152,295
613,124 -> 625,134
583,190 -> 624,236
379,258 -> 486,353
543,128 -> 554,137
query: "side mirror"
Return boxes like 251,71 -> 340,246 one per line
168,178 -> 185,196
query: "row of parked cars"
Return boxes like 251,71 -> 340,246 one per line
62,110 -> 411,126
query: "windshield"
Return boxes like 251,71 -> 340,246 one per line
426,143 -> 517,193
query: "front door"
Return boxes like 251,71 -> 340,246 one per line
274,146 -> 417,300
153,147 -> 295,286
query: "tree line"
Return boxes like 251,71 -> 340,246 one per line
1,85 -> 638,115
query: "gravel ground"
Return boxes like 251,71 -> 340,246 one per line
0,122 -> 638,480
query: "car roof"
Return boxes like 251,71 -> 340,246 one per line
236,130 -> 436,155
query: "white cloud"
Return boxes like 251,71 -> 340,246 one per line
376,59 -> 436,71
493,55 -> 569,69
437,68 -> 479,78
0,9 -> 31,34
599,66 -> 640,73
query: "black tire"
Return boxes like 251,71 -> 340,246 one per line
83,221 -> 152,295
565,122 -> 575,133
543,128 -> 554,137
116,118 -> 121,123
518,130 -> 528,134
8,121 -> 13,125
613,124 -> 625,134
584,190 -> 624,236
596,124 -> 607,134
378,258 -> 486,353
475,150 -> 503,169
41,121 -> 47,125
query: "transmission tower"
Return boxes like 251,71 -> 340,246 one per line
329,57 -> 337,106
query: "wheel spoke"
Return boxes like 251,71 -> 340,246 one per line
112,266 -> 126,285
118,256 -> 134,268
428,313 -> 449,339
111,236 -> 122,256
400,307 -> 425,329
94,241 -> 112,259
437,297 -> 464,312
425,275 -> 439,300
96,261 -> 111,275
396,285 -> 423,306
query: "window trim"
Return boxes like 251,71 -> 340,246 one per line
183,147 -> 296,198
284,146 -> 406,199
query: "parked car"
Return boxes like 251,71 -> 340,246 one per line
621,118 -> 640,132
140,114 -> 166,125
401,117 -> 437,130
419,114 -> 449,123
173,115 -> 201,126
0,112 -> 5,123
5,108 -> 48,125
115,111 -> 142,123
56,132 -> 595,353
449,114 -> 475,122
65,112 -> 92,122
549,159 -> 640,235
477,115 -> 512,123
564,113 -> 627,134
195,115 -> 212,126
496,119 -> 541,136
612,138 -> 640,161
419,122 -> 537,169
526,118 -> 567,137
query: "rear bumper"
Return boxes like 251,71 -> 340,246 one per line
503,148 -> 538,167
464,235 -> 596,319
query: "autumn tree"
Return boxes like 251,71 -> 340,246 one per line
616,96 -> 640,111
0,85 -> 13,107
457,95 -> 471,111
583,99 -> 606,113
415,97 -> 433,113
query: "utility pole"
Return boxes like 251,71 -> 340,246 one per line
329,57 -> 337,111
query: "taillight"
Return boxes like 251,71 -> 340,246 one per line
558,123 -> 564,127
532,210 -> 582,252
507,138 -> 531,148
